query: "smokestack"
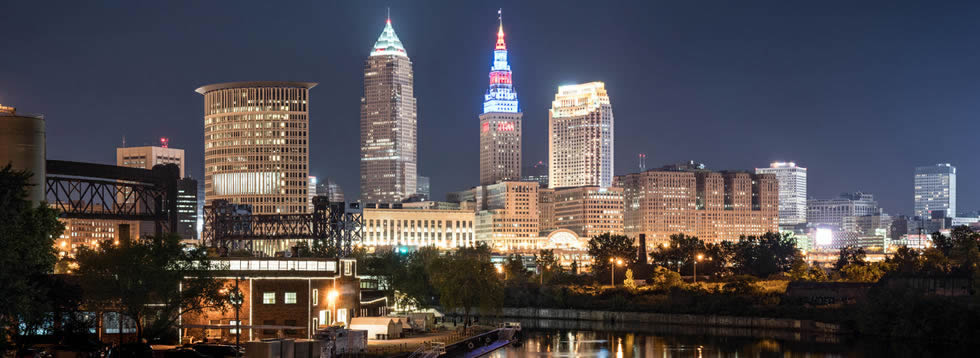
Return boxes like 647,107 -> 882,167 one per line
637,234 -> 648,264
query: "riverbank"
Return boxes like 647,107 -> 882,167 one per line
498,307 -> 843,335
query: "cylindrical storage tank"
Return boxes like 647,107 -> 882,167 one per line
0,108 -> 46,204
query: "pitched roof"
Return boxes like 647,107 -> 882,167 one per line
370,19 -> 407,57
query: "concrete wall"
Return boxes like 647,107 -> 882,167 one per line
499,307 -> 842,334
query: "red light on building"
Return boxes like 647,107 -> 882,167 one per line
481,122 -> 490,133
160,137 -> 169,148
490,72 -> 512,85
497,121 -> 515,132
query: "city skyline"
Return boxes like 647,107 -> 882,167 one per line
3,1 -> 979,215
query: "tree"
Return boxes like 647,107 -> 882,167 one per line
75,234 -> 229,341
886,246 -> 922,274
788,253 -> 826,281
503,254 -> 530,282
393,247 -> 440,310
948,226 -> 980,276
648,266 -> 682,289
0,165 -> 65,352
840,262 -> 891,282
623,269 -> 637,291
834,246 -> 867,271
650,233 -> 704,273
731,232 -> 799,277
429,244 -> 503,329
931,231 -> 954,257
362,248 -> 405,301
535,249 -> 561,284
587,233 -> 637,278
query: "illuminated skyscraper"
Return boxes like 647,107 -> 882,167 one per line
548,82 -> 614,188
197,81 -> 315,215
361,16 -> 418,204
914,163 -> 956,218
480,10 -> 522,185
755,161 -> 807,225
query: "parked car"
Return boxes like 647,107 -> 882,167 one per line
189,344 -> 243,358
163,348 -> 211,358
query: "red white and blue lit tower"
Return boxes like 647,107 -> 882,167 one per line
479,9 -> 523,185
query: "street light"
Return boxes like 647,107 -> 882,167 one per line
694,254 -> 704,284
327,289 -> 339,325
609,258 -> 624,286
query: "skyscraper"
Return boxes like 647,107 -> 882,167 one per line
755,161 -> 807,225
361,16 -> 418,204
197,81 -> 315,215
914,164 -> 956,218
479,10 -> 522,185
548,82 -> 614,189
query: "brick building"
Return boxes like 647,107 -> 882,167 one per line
181,258 -> 386,344
618,164 -> 779,246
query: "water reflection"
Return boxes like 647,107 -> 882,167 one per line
483,318 -> 975,358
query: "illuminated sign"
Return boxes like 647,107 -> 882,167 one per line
481,122 -> 490,133
497,121 -> 515,132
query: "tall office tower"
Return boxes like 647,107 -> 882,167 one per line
755,161 -> 807,225
522,160 -> 548,188
914,164 -> 956,218
619,165 -> 778,245
176,178 -> 198,240
116,139 -> 185,177
548,82 -> 614,189
415,175 -> 430,200
316,178 -> 346,203
807,192 -> 879,229
197,81 -> 316,215
479,11 -> 522,185
361,16 -> 418,204
308,176 -> 317,212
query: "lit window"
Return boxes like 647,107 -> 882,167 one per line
285,292 -> 297,304
312,289 -> 318,306
263,292 -> 275,304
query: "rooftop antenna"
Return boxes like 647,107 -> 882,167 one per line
498,8 -> 502,26
387,7 -> 390,23
122,135 -> 126,148
638,153 -> 647,171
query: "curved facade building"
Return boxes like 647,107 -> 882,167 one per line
197,81 -> 316,215
0,105 -> 45,203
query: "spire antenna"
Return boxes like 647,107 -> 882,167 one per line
498,8 -> 502,26
386,7 -> 391,24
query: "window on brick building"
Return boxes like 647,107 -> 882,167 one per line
263,292 -> 275,304
284,320 -> 297,335
262,320 -> 276,335
285,292 -> 297,304
312,289 -> 318,306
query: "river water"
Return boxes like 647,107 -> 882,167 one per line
482,318 -> 970,357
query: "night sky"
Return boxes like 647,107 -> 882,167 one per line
2,1 -> 978,216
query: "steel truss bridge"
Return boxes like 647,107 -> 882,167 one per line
45,160 -> 180,236
203,197 -> 363,257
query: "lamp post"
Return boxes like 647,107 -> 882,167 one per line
609,258 -> 624,286
327,290 -> 339,326
230,277 -> 243,356
693,254 -> 703,283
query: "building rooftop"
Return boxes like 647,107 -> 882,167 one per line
195,81 -> 318,94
